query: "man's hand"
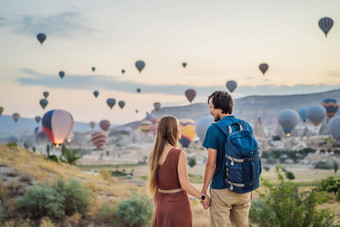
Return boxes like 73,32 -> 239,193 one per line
200,195 -> 210,210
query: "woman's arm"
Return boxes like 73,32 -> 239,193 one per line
178,150 -> 209,202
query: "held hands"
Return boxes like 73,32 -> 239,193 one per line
200,194 -> 210,210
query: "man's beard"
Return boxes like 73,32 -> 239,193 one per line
214,114 -> 221,122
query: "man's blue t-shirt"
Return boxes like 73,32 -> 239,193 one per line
202,115 -> 253,189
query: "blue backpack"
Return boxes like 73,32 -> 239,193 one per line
215,119 -> 262,193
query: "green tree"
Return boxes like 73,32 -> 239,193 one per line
187,156 -> 197,168
250,165 -> 335,226
46,144 -> 50,155
285,171 -> 295,180
334,161 -> 338,174
60,145 -> 81,165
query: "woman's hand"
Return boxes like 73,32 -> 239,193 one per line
201,195 -> 210,210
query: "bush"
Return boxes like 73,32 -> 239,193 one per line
334,161 -> 338,174
98,202 -> 116,224
51,178 -> 93,216
263,166 -> 270,171
272,135 -> 281,141
317,176 -> 340,195
47,154 -> 59,163
16,185 -> 65,220
99,169 -> 112,180
0,200 -> 4,224
6,143 -> 18,148
250,165 -> 335,226
315,161 -> 333,170
60,146 -> 81,165
187,156 -> 197,168
115,193 -> 153,227
285,171 -> 295,180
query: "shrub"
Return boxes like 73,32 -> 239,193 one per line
263,166 -> 270,171
6,143 -> 18,148
315,161 -> 333,170
99,169 -> 111,180
250,165 -> 335,226
51,178 -> 93,216
47,154 -> 59,163
187,156 -> 197,168
334,161 -> 338,174
317,176 -> 340,195
285,171 -> 295,180
16,185 -> 65,220
115,193 -> 153,227
0,200 -> 4,224
60,146 -> 81,165
98,202 -> 116,224
272,135 -> 281,141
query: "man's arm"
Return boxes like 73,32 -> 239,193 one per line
201,148 -> 217,194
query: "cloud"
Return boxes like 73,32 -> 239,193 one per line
0,17 -> 7,26
13,11 -> 93,37
18,68 -> 340,98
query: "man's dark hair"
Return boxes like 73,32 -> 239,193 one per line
208,91 -> 233,114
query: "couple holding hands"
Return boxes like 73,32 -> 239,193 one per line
149,91 -> 254,227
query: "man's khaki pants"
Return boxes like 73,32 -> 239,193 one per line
210,188 -> 251,227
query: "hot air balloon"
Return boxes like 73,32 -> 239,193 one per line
118,101 -> 125,109
59,71 -> 65,79
35,116 -> 41,123
182,62 -> 187,68
319,17 -> 334,37
93,90 -> 99,98
307,105 -> 326,126
226,80 -> 237,93
89,121 -> 96,129
179,119 -> 197,148
91,131 -> 108,149
66,132 -> 74,143
12,113 -> 20,123
37,33 -> 46,45
139,120 -> 152,135
328,116 -> 340,143
43,91 -> 49,99
154,102 -> 161,111
135,60 -> 145,73
34,126 -> 40,136
259,63 -> 268,75
91,67 -> 96,72
321,98 -> 339,120
145,113 -> 158,124
196,115 -> 214,141
137,88 -> 141,93
42,109 -> 74,147
107,98 -> 116,109
185,89 -> 196,104
135,109 -> 139,114
0,106 -> 4,115
298,108 -> 308,123
277,109 -> 299,136
39,99 -> 48,110
121,69 -> 125,74
99,120 -> 110,131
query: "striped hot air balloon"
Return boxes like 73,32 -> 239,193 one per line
321,98 -> 339,120
318,17 -> 334,37
139,120 -> 153,135
99,120 -> 110,131
91,131 -> 108,149
179,119 -> 197,148
42,109 -> 74,147
185,89 -> 196,104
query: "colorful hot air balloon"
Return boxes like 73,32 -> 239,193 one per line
93,90 -> 99,98
99,120 -> 110,131
89,121 -> 96,129
307,105 -> 326,126
12,113 -> 20,123
226,80 -> 237,93
154,102 -> 161,111
135,60 -> 145,73
59,71 -> 65,79
0,106 -> 4,115
91,131 -> 108,149
277,109 -> 299,136
321,98 -> 339,120
259,63 -> 268,75
298,108 -> 308,123
182,62 -> 187,68
42,109 -> 74,147
185,89 -> 196,104
35,116 -> 41,123
91,67 -> 96,72
66,132 -> 74,143
107,98 -> 116,109
121,69 -> 125,74
39,98 -> 48,110
179,119 -> 197,148
137,88 -> 141,93
139,120 -> 153,135
196,115 -> 214,141
37,33 -> 46,45
43,91 -> 49,99
118,101 -> 125,109
318,17 -> 334,37
328,116 -> 340,143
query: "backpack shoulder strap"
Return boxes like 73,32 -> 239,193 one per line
213,121 -> 229,137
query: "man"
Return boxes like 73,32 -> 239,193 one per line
201,90 -> 253,227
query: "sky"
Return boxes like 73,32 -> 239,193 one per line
0,0 -> 340,125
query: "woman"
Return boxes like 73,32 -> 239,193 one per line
149,116 -> 210,227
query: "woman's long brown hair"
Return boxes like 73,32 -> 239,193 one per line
148,116 -> 179,200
